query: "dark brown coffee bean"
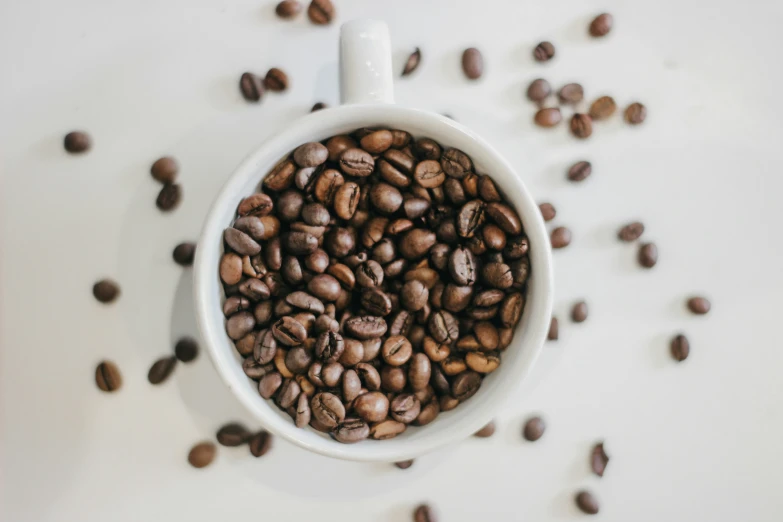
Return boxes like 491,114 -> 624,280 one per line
571,301 -> 588,323
408,352 -> 431,391
354,392 -> 390,422
499,293 -> 524,328
334,418 -> 370,443
402,47 -> 421,76
687,296 -> 711,315
339,148 -> 374,177
482,263 -> 513,289
360,129 -> 393,154
371,418 -> 407,439
551,227 -> 572,249
370,183 -> 403,214
356,362 -> 381,391
148,355 -> 177,385
414,138 -> 442,160
307,0 -> 334,24
399,229 -> 437,260
456,200 -> 486,238
95,360 -> 122,392
589,13 -> 613,37
414,503 -> 437,522
548,317 -> 559,340
244,358 -> 273,380
285,347 -> 313,374
575,491 -> 599,515
175,337 -> 199,363
442,284 -> 473,313
286,291 -> 324,314
447,246 -> 477,285
390,394 -> 421,424
558,83 -> 584,104
188,442 -> 216,468
526,78 -> 551,103
625,102 -> 647,124
254,329 -> 278,366
310,102 -> 327,112
151,156 -> 178,184
589,96 -> 617,120
64,131 -> 91,153
441,148 -> 472,179
156,183 -> 181,211
534,107 -> 561,127
334,182 -> 360,219
567,160 -> 592,182
172,242 -> 196,266
355,260 -> 384,288
400,280 -> 429,312
216,422 -> 251,447
93,279 -> 120,303
429,310 -> 459,343
395,459 -> 414,469
591,442 -> 609,477
452,371 -> 481,401
272,316 -> 307,346
264,67 -> 288,92
638,242 -> 658,268
293,142 -> 328,168
670,334 -> 689,361
523,416 -> 545,441
345,316 -> 387,339
226,312 -> 255,340
381,335 -> 412,366
275,0 -> 302,18
533,41 -> 555,62
225,228 -> 261,256
276,378 -> 301,408
618,221 -> 644,241
249,430 -> 273,457
570,114 -> 593,139
461,48 -> 483,79
239,72 -> 264,102
414,160 -> 446,188
238,193 -> 274,217
504,236 -> 529,259
474,420 -> 496,438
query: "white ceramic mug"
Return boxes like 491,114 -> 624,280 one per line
194,19 -> 553,462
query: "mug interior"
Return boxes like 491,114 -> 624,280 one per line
194,105 -> 553,462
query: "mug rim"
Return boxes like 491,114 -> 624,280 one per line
194,104 -> 554,461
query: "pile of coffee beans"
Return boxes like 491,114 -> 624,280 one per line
218,127 -> 530,443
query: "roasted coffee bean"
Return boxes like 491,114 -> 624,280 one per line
482,263 -> 513,289
670,334 -> 689,362
321,361 -> 344,387
575,491 -> 600,515
402,47 -> 421,76
567,160 -> 592,182
638,242 -> 658,268
240,72 -> 264,101
306,274 -> 341,302
414,160 -> 446,188
258,371 -> 283,398
216,422 -> 251,447
478,175 -> 501,203
244,357 -> 273,379
370,183 -> 403,214
356,362 -> 381,391
618,221 -> 644,242
401,280 -> 429,311
172,242 -> 196,267
188,442 -> 216,468
625,102 -> 647,124
148,356 -> 177,385
538,202 -> 556,222
388,310 -> 413,337
589,96 -> 617,120
272,316 -> 307,346
264,67 -> 288,92
442,284 -> 473,313
499,293 -> 524,328
226,312 -> 256,340
285,347 -> 313,374
456,200 -> 486,238
399,229 -> 437,259
381,365 -> 407,393
408,353 -> 431,391
413,504 -> 436,522
361,288 -> 392,316
95,360 -> 122,392
371,418 -> 406,439
533,41 -> 555,62
414,399 -> 440,426
504,236 -> 529,260
558,83 -> 584,104
534,107 -> 561,127
277,190 -> 304,222
156,183 -> 181,211
571,301 -> 588,322
474,289 -> 504,308
429,310 -> 459,343
151,156 -> 178,184
548,317 -> 559,340
687,296 -> 710,315
461,48 -> 483,79
570,114 -> 593,139
334,418 -> 370,443
360,130 -> 393,154
64,131 -> 91,153
391,130 -> 411,147
441,148 -> 472,179
174,337 -> 199,363
275,0 -> 302,18
225,228 -> 261,256
391,394 -> 421,423
345,316 -> 387,339
276,378 -> 301,408
238,193 -> 274,217
286,291 -> 324,314
465,351 -> 500,373
523,416 -> 545,441
526,78 -> 551,103
551,227 -> 572,249
414,138 -> 442,160
591,442 -> 609,477
93,279 -> 120,303
589,12 -> 613,37
482,225 -> 506,251
339,148 -> 374,177
293,142 -> 328,168
249,431 -> 273,457
307,0 -> 334,24
473,321 -> 499,350
353,391 -> 389,422
395,459 -> 414,469
253,329 -> 277,364
474,420 -> 496,438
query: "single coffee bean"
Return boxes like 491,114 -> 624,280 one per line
307,0 -> 334,24
285,347 -> 313,374
523,416 -> 545,441
414,160 -> 446,188
591,442 -> 609,477
670,334 -> 689,362
187,442 -> 216,468
548,317 -> 559,340
571,301 -> 588,323
360,129 -> 393,154
249,431 -> 273,457
429,310 -> 459,343
473,420 -> 496,438
441,148 -> 472,179
687,296 -> 711,315
625,102 -> 647,124
538,202 -> 556,222
294,392 -> 311,428
156,183 -> 182,211
225,228 -> 261,256
575,491 -> 600,515
451,370 -> 481,401
95,360 -> 122,392
504,236 -> 529,260
381,336 -> 413,366
570,114 -> 593,139
175,337 -> 199,363
558,83 -> 584,104
482,263 -> 513,289
402,47 -> 421,76
526,78 -> 551,103
226,312 -> 255,340
238,193 -> 274,217
151,156 -> 178,184
244,358 -> 274,380
311,392 -> 345,428
334,418 -> 370,443
342,369 -> 362,403
339,148 -> 374,177
394,459 -> 414,469
551,227 -> 572,249
264,67 -> 288,92
399,229 -> 437,259
239,72 -> 264,102
371,418 -> 406,439
638,242 -> 658,268
567,160 -> 592,182
413,504 -> 437,522
589,12 -> 613,37
293,142 -> 328,168
533,41 -> 555,62
64,131 -> 91,153
275,0 -> 302,18
310,102 -> 327,112
461,48 -> 483,79
534,107 -> 561,127
276,378 -> 301,408
314,331 -> 345,362
354,392 -> 390,422
345,316 -> 388,339
618,221 -> 644,241
148,355 -> 177,385
589,95 -> 617,120
216,422 -> 251,447
272,316 -> 307,346
390,393 -> 421,424
172,242 -> 196,266
414,138 -> 442,160
370,182 -> 403,214
93,279 -> 120,303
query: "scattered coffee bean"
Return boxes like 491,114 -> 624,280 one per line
589,13 -> 613,37
569,114 -> 593,139
638,242 -> 658,268
526,78 -> 551,103
63,131 -> 91,153
402,47 -> 421,76
173,242 -> 196,266
523,416 -> 545,441
156,183 -> 182,211
551,227 -> 572,249
311,102 -> 327,112
307,0 -> 334,24
670,334 -> 689,362
239,72 -> 264,102
413,503 -> 437,522
571,301 -> 588,323
625,102 -> 647,124
473,420 -> 496,438
461,48 -> 483,80
151,156 -> 178,184
275,0 -> 302,18
264,68 -> 289,92
95,360 -> 122,392
148,356 -> 177,385
591,442 -> 609,477
394,459 -> 414,469
567,160 -> 591,182
188,441 -> 216,468
249,430 -> 273,457
548,317 -> 559,340
618,221 -> 644,242
216,422 -> 252,447
589,96 -> 617,120
93,279 -> 120,303
575,490 -> 599,515
175,337 -> 199,363
539,202 -> 556,222
687,296 -> 711,315
534,107 -> 562,127
533,41 -> 555,62
558,83 -> 584,104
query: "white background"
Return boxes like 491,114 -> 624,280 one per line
2,0 -> 783,520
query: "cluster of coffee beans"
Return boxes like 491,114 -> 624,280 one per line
219,127 -> 530,443
275,0 -> 334,25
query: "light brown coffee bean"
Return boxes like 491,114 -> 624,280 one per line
95,360 -> 122,392
461,48 -> 483,79
188,442 -> 216,468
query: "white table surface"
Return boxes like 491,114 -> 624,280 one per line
2,0 -> 783,520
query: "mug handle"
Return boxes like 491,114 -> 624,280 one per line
339,20 -> 395,105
